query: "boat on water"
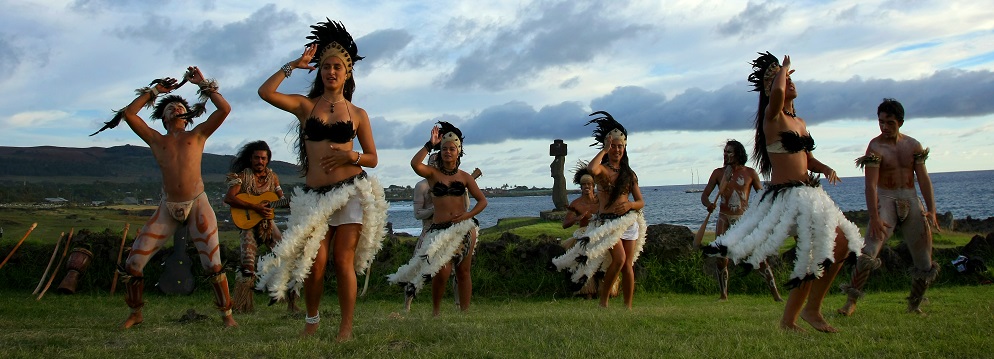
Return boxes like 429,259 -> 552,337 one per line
684,168 -> 704,193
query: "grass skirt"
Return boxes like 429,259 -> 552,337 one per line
551,211 -> 647,284
255,175 -> 388,301
708,184 -> 863,287
386,219 -> 478,294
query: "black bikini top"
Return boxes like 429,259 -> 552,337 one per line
302,117 -> 356,144
767,131 -> 815,154
432,181 -> 467,197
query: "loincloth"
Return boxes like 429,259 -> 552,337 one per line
164,192 -> 206,222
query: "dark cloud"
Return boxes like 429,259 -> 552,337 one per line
437,1 -> 653,90
716,1 -> 786,37
111,16 -> 177,43
0,37 -> 21,81
179,4 -> 299,68
372,68 -> 994,149
356,29 -> 413,70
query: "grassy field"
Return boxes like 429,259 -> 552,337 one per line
0,285 -> 991,358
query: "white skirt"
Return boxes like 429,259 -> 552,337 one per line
255,173 -> 389,300
708,183 -> 863,287
552,211 -> 648,283
386,219 -> 478,294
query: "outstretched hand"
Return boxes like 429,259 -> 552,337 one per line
826,170 -> 841,185
152,77 -> 180,94
293,44 -> 318,71
186,66 -> 204,85
429,125 -> 441,146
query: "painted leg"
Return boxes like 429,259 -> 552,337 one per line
121,276 -> 144,329
837,254 -> 879,316
907,262 -> 938,314
715,258 -> 729,301
758,261 -> 782,302
209,272 -> 237,328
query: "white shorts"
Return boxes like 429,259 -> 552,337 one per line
327,195 -> 363,226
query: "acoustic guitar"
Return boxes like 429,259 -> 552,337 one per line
229,192 -> 290,230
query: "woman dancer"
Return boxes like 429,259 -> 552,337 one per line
255,19 -> 388,341
704,52 -> 863,332
388,122 -> 487,316
560,162 -> 616,299
553,112 -> 646,309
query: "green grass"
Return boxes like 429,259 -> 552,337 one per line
1,286 -> 992,358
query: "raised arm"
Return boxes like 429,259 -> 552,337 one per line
188,67 -> 230,137
764,55 -> 792,121
587,135 -> 613,177
122,78 -> 176,144
258,44 -> 318,117
412,125 -> 440,178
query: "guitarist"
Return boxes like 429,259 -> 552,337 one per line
700,140 -> 780,302
223,140 -> 297,313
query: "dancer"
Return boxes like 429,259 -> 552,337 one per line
704,53 -> 863,332
96,66 -> 235,328
838,98 -> 939,316
560,162 -> 617,299
407,153 -> 481,311
552,111 -> 647,309
223,140 -> 298,313
255,19 -> 388,341
700,140 -> 782,301
388,122 -> 487,316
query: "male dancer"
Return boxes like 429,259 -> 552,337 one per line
223,140 -> 297,313
838,98 -> 939,315
701,140 -> 782,302
107,67 -> 235,328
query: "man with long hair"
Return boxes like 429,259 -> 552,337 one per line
701,140 -> 781,301
223,140 -> 297,313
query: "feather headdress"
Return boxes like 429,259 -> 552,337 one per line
90,70 -> 216,136
434,121 -> 465,157
747,51 -> 781,97
572,160 -> 593,185
585,111 -> 627,149
306,19 -> 363,73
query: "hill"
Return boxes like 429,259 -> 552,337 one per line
0,145 -> 302,184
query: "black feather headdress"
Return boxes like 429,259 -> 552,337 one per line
306,19 -> 363,72
585,111 -> 627,149
434,121 -> 465,157
572,160 -> 592,185
747,51 -> 780,96
89,70 -> 215,136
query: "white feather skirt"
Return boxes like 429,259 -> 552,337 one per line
709,184 -> 863,286
255,174 -> 389,301
386,219 -> 478,294
552,211 -> 648,283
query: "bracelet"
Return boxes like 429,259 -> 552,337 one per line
424,141 -> 433,151
150,86 -> 160,97
354,152 -> 362,165
281,62 -> 293,78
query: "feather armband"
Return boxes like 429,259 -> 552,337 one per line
913,148 -> 929,164
854,154 -> 882,170
197,78 -> 220,100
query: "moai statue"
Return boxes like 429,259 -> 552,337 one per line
550,139 -> 568,210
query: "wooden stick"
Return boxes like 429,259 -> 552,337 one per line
0,223 -> 38,270
33,232 -> 66,295
109,223 -> 130,296
694,168 -> 730,249
37,228 -> 74,301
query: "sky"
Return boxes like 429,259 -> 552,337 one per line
1,0 -> 992,189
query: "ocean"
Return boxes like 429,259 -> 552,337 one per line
388,170 -> 993,235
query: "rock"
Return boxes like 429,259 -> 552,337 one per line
642,223 -> 694,259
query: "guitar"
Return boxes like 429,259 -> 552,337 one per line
229,192 -> 290,230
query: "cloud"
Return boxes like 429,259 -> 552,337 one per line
0,37 -> 21,81
3,110 -> 70,128
356,29 -> 414,70
111,16 -> 177,43
367,68 -> 994,149
437,1 -> 653,90
178,4 -> 299,69
716,1 -> 786,37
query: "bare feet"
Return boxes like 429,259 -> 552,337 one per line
779,321 -> 806,332
800,310 -> 838,333
336,330 -> 353,342
121,311 -> 143,329
222,314 -> 238,328
837,301 -> 856,316
301,322 -> 319,337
